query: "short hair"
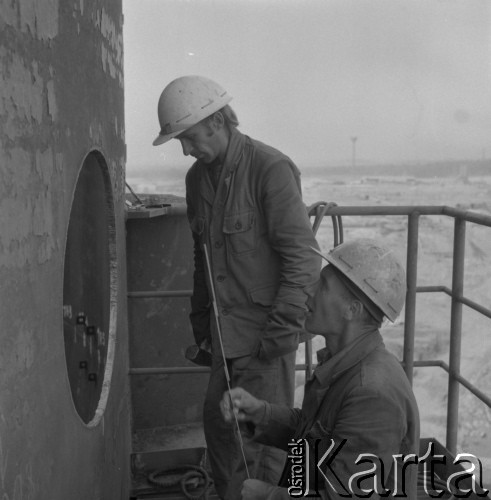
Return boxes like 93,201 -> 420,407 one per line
219,105 -> 239,128
204,105 -> 239,132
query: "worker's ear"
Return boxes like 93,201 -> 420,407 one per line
208,111 -> 225,132
344,299 -> 364,321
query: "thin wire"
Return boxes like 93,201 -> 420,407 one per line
203,244 -> 250,479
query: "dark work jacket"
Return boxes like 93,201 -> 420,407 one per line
185,128 -> 321,359
255,330 -> 420,499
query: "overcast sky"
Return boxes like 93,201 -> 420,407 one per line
123,0 -> 491,173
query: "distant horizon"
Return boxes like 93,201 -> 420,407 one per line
126,156 -> 491,174
125,158 -> 491,198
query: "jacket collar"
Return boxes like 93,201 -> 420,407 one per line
221,127 -> 246,174
313,328 -> 384,387
198,128 -> 246,207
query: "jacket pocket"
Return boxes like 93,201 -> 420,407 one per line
223,210 -> 256,254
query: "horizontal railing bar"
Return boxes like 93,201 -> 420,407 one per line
412,360 -> 449,369
416,286 -> 491,319
130,366 -> 209,374
407,360 -> 491,408
442,206 -> 491,227
451,371 -> 491,409
416,285 -> 491,319
131,360 -> 491,407
317,206 -> 444,217
129,363 -> 312,376
457,295 -> 491,320
128,286 -> 491,318
128,290 -> 193,298
315,205 -> 491,227
416,285 -> 450,294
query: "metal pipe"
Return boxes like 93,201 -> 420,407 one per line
411,360 -> 449,369
446,217 -> 466,454
416,286 -> 491,319
314,204 -> 491,227
322,206 -> 445,217
128,290 -> 193,298
305,338 -> 313,380
130,359 -> 491,409
416,285 -> 449,294
411,360 -> 491,408
451,371 -> 491,409
130,366 -> 210,375
403,212 -> 419,385
443,206 -> 491,227
129,363 -> 314,375
455,294 -> 491,320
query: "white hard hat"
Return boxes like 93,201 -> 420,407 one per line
313,239 -> 407,322
153,75 -> 233,146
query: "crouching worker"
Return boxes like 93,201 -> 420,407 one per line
220,238 -> 420,499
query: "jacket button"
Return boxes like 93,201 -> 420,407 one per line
217,275 -> 226,282
222,308 -> 229,316
235,221 -> 242,230
214,241 -> 223,249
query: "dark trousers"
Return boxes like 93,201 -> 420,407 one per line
203,351 -> 296,499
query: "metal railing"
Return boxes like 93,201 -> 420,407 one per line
128,203 -> 491,457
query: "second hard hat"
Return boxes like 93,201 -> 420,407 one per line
153,75 -> 233,146
314,238 -> 407,322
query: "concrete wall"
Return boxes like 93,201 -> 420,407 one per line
0,1 -> 129,499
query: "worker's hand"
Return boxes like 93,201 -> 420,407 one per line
220,387 -> 267,425
241,479 -> 276,500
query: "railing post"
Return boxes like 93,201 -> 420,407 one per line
305,337 -> 313,381
446,217 -> 466,454
404,212 -> 419,385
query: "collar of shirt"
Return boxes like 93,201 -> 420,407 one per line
200,128 -> 245,194
313,328 -> 384,386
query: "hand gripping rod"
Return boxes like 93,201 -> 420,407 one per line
202,244 -> 250,479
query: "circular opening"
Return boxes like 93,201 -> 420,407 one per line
62,151 -> 118,425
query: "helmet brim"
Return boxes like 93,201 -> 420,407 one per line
310,246 -> 329,263
152,129 -> 181,146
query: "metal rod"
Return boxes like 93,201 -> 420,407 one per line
450,370 -> 491,409
129,363 -> 313,376
130,360 -> 491,409
320,206 -> 446,216
127,290 -> 193,298
455,294 -> 491,320
308,204 -> 491,227
130,366 -> 210,374
411,360 -> 449,369
305,338 -> 313,380
416,286 -> 491,319
416,285 -> 449,293
202,243 -> 250,479
403,212 -> 419,385
442,206 -> 491,227
410,361 -> 491,409
446,217 -> 466,454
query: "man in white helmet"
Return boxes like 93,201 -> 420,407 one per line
153,76 -> 321,499
221,239 -> 420,499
